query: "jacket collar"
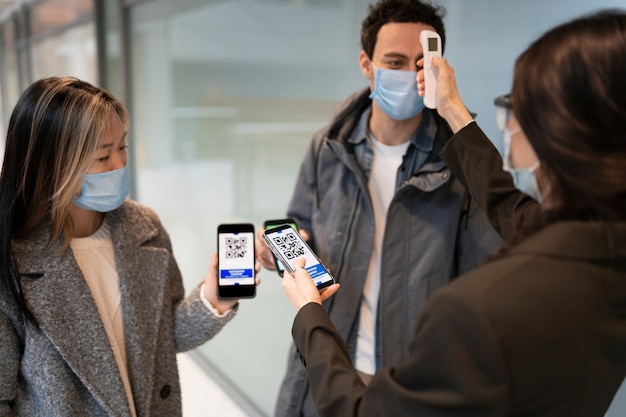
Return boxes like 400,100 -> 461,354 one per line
345,94 -> 437,153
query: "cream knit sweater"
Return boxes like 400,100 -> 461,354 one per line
71,221 -> 137,417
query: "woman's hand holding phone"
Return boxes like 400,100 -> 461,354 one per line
282,258 -> 340,311
204,253 -> 261,314
204,253 -> 238,314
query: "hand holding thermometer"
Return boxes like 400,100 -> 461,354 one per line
420,29 -> 442,109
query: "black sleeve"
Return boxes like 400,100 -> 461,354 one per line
440,122 -> 540,240
292,303 -> 367,415
292,291 -> 511,417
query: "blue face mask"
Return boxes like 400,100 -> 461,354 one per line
369,64 -> 425,121
502,127 -> 542,203
72,165 -> 131,212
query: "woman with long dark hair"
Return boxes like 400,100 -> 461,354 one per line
0,77 -> 251,416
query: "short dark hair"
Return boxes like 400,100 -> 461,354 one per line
360,0 -> 446,59
512,9 -> 626,222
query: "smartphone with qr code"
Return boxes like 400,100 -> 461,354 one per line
217,223 -> 256,299
262,224 -> 335,291
263,218 -> 299,277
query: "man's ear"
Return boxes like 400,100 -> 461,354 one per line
359,50 -> 373,79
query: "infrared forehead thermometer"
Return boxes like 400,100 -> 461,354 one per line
420,29 -> 442,109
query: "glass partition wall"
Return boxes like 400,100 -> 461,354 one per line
128,1 -> 626,414
128,1 -> 371,413
0,0 -> 97,141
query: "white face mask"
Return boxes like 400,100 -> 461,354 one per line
71,165 -> 131,212
502,127 -> 543,203
368,63 -> 425,121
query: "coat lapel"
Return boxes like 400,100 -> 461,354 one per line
15,234 -> 131,417
108,207 -> 168,416
13,203 -> 171,417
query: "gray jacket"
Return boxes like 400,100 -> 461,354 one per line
276,89 -> 503,417
0,200 -> 236,417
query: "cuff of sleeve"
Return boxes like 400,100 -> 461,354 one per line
200,283 -> 231,318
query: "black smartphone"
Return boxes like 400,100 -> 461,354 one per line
262,224 -> 335,291
217,223 -> 256,299
263,218 -> 299,277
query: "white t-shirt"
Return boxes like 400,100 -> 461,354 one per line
355,134 -> 410,375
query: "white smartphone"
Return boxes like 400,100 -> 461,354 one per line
420,29 -> 442,109
262,224 -> 335,291
263,218 -> 299,277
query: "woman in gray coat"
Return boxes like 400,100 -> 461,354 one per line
0,77 -> 252,416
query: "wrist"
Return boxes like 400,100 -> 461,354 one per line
200,283 -> 235,317
442,99 -> 474,133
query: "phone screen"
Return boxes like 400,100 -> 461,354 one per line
217,223 -> 256,299
263,218 -> 298,276
263,224 -> 334,291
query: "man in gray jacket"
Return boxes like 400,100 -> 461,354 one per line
259,1 -> 503,416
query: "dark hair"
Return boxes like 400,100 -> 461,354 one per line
512,9 -> 626,224
0,76 -> 128,325
360,0 -> 446,59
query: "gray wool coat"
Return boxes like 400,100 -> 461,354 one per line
0,200 -> 236,417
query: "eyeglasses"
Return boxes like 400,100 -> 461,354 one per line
494,94 -> 512,132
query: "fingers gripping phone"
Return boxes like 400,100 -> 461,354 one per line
263,218 -> 299,277
262,224 -> 335,292
217,223 -> 256,299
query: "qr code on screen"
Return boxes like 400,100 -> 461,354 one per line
272,233 -> 306,260
225,236 -> 248,258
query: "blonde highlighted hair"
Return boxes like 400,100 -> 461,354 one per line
0,76 -> 129,324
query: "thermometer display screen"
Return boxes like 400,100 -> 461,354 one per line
428,37 -> 438,51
